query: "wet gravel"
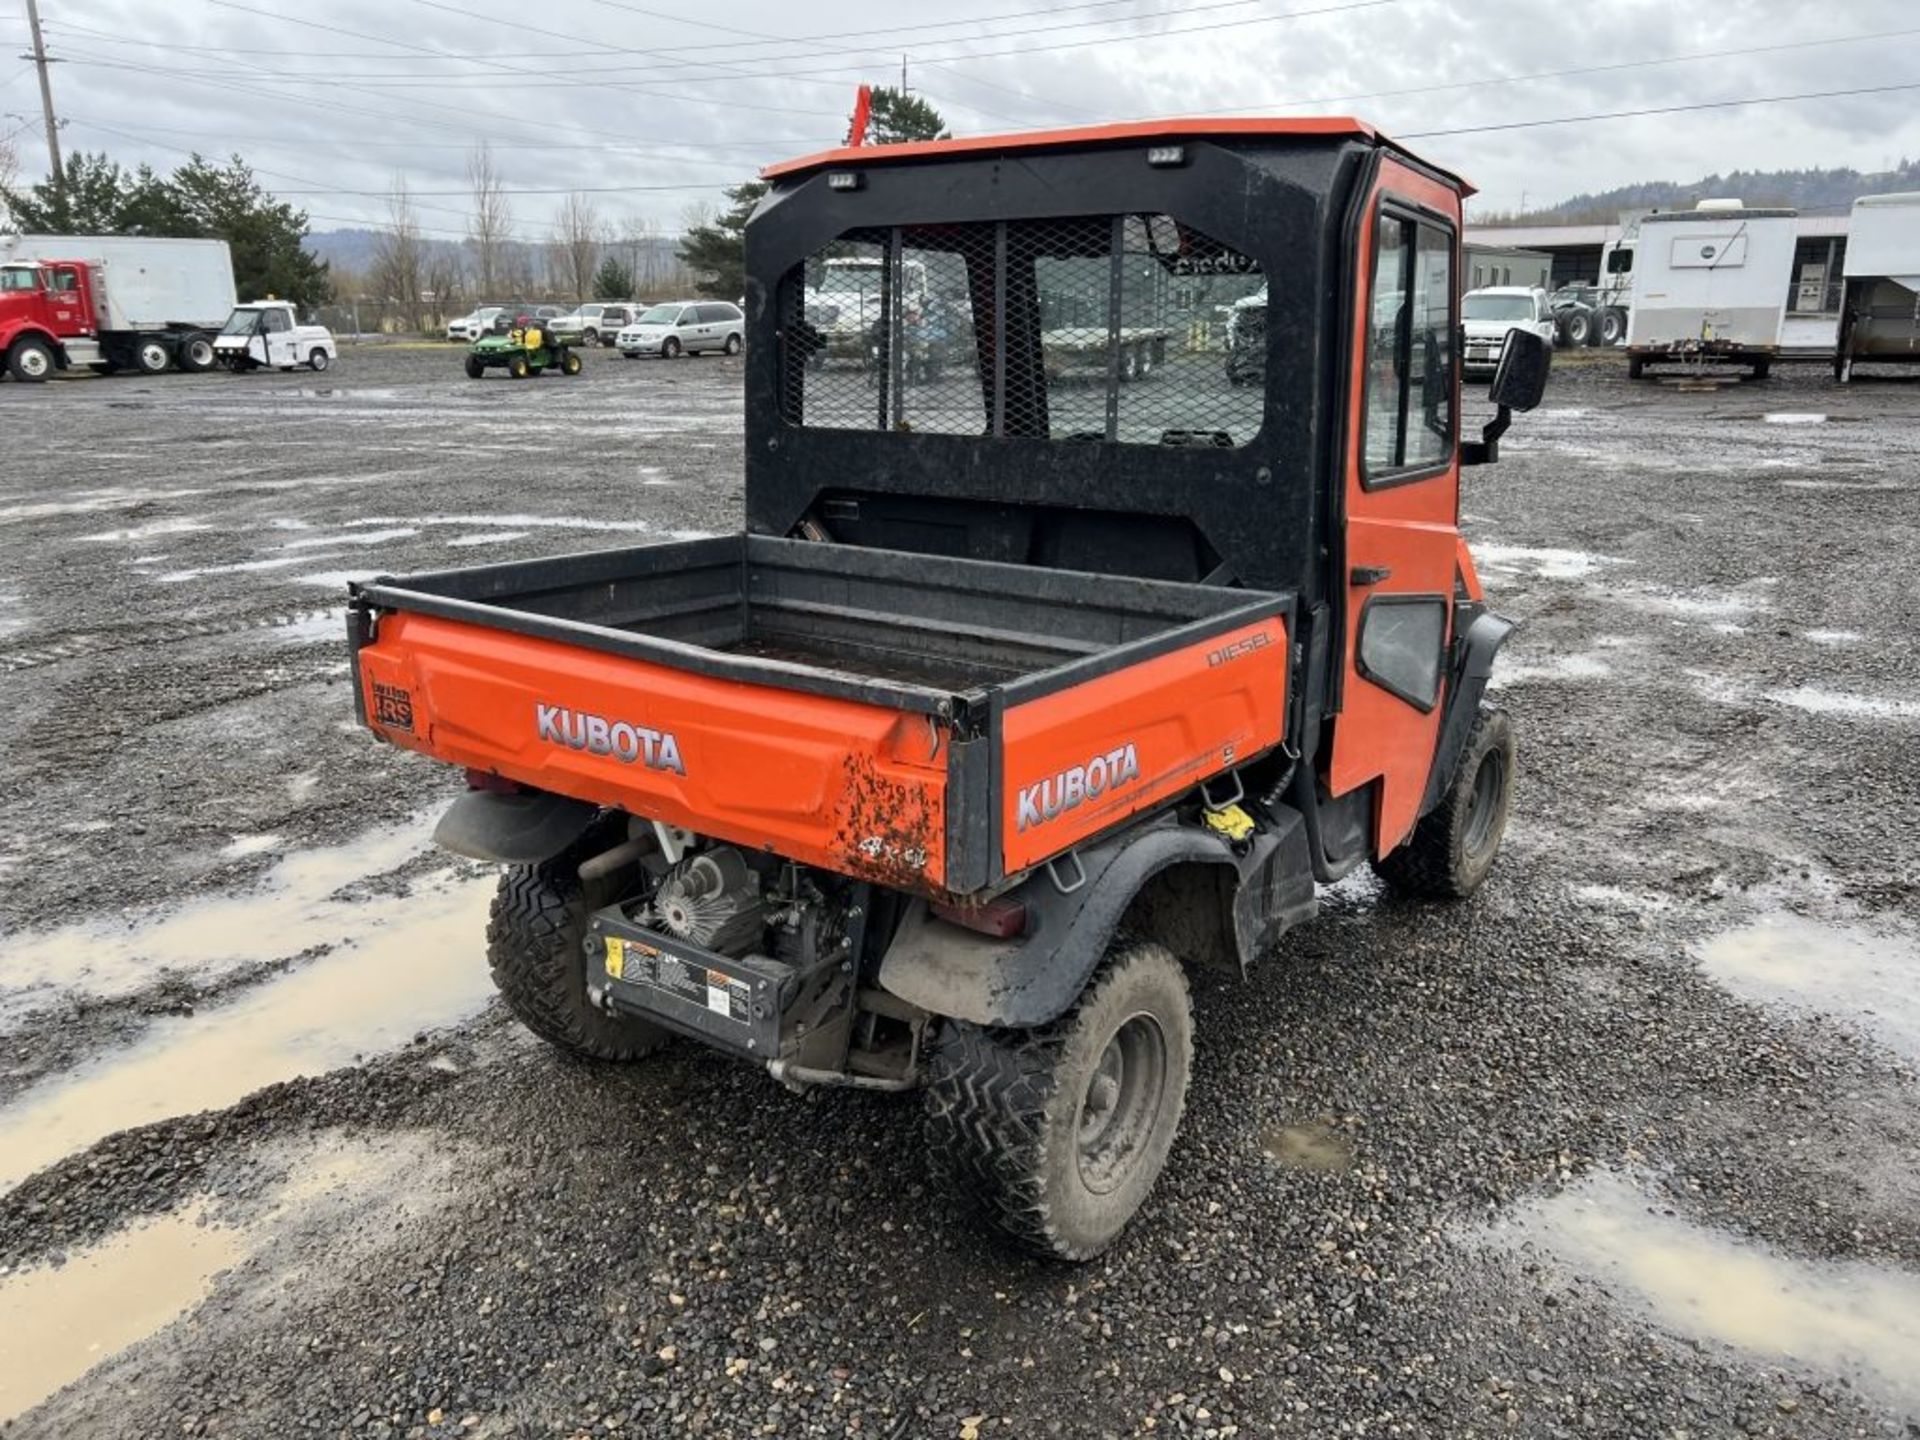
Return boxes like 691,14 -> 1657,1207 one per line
2,346 -> 1919,1438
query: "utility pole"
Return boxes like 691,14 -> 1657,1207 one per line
23,0 -> 62,184
900,53 -> 908,94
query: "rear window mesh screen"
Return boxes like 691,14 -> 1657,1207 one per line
778,215 -> 1266,447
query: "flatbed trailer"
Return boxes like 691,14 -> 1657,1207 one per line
1042,325 -> 1171,379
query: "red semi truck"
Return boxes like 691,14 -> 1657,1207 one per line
0,234 -> 237,382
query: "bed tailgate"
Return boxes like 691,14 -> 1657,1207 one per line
996,610 -> 1289,874
352,610 -> 953,890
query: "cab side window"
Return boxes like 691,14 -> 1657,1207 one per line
1363,208 -> 1455,481
263,309 -> 290,333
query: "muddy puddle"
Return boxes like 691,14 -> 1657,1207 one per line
0,1130 -> 454,1423
0,818 -> 439,1009
1491,1171 -> 1920,1412
1698,914 -> 1920,1064
0,872 -> 493,1190
1260,1121 -> 1354,1172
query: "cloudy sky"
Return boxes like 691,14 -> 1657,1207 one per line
5,0 -> 1920,240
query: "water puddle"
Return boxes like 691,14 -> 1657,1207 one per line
1472,544 -> 1624,581
0,1203 -> 242,1423
1492,1171 -> 1920,1412
1698,914 -> 1920,1063
1488,653 -> 1611,687
76,518 -> 214,544
445,530 -> 531,547
1765,686 -> 1920,722
0,872 -> 493,1190
0,1129 -> 454,1423
152,553 -> 336,584
280,527 -> 417,551
1802,629 -> 1863,646
218,833 -> 283,860
0,818 -> 435,1006
1763,412 -> 1828,425
1260,1121 -> 1354,1172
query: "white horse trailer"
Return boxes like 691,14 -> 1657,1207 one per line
1834,192 -> 1920,382
1625,202 -> 1799,379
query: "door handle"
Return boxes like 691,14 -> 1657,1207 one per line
1350,565 -> 1393,587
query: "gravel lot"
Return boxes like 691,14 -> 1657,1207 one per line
2,344 -> 1918,1438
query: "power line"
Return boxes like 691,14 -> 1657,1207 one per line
1401,78 -> 1920,140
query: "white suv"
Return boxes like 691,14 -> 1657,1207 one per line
447,307 -> 506,343
1461,287 -> 1555,372
617,301 -> 745,359
550,302 -> 642,346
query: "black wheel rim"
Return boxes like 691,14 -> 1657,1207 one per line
1462,748 -> 1506,861
1076,1013 -> 1168,1195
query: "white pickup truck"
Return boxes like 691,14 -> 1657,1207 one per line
213,301 -> 338,372
1461,286 -> 1556,373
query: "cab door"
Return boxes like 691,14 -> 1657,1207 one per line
46,264 -> 89,338
1328,161 -> 1464,855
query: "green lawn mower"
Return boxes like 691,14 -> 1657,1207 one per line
465,324 -> 583,380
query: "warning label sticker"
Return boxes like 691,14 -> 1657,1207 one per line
604,936 -> 750,1028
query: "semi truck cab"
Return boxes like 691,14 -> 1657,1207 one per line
0,259 -> 99,381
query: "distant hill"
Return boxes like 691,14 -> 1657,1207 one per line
1487,159 -> 1920,225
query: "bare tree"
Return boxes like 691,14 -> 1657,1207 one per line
369,178 -> 425,332
466,142 -> 512,302
0,132 -> 17,210
550,192 -> 601,303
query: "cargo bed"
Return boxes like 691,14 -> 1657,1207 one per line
350,535 -> 1291,897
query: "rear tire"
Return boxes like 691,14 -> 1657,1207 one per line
925,939 -> 1192,1261
1627,353 -> 1645,380
8,337 -> 55,383
1563,310 -> 1593,347
1751,357 -> 1772,380
1599,307 -> 1626,346
487,851 -> 668,1062
135,339 -> 171,375
724,333 -> 742,356
178,333 -> 216,373
1375,706 -> 1514,900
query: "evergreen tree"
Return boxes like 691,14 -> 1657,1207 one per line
1,150 -> 330,310
866,87 -> 948,145
592,255 -> 636,300
677,182 -> 767,300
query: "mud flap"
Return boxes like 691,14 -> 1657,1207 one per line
877,810 -> 1315,1028
1421,611 -> 1515,815
433,789 -> 599,864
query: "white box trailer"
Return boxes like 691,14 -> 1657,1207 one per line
0,233 -> 236,377
1835,191 -> 1920,382
1624,202 -> 1799,379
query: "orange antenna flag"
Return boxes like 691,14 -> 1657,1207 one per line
846,84 -> 873,148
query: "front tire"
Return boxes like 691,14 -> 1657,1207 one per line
660,336 -> 682,359
487,853 -> 668,1062
925,939 -> 1193,1261
8,337 -> 55,383
1375,706 -> 1514,900
508,354 -> 530,379
561,350 -> 582,375
309,348 -> 330,372
465,355 -> 485,379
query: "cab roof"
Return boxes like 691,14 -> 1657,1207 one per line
763,116 -> 1473,194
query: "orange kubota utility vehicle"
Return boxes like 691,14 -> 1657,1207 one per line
349,118 -> 1549,1260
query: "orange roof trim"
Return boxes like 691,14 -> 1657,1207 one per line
762,116 -> 1385,181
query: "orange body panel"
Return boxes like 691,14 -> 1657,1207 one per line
356,613 -> 950,892
1000,616 -> 1288,873
1328,158 -> 1466,856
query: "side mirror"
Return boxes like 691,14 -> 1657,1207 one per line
1462,328 -> 1551,467
1490,327 -> 1550,412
